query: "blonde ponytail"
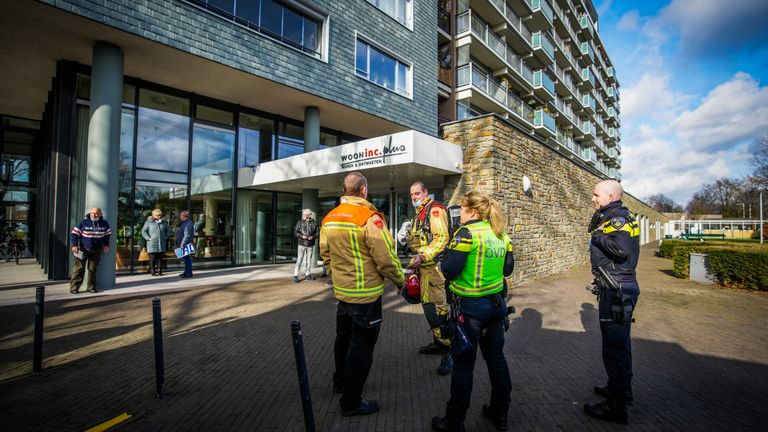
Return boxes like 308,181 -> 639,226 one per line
461,192 -> 507,238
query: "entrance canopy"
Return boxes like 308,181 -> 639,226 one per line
237,131 -> 463,194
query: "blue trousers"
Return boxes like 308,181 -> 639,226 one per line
598,282 -> 639,401
445,295 -> 511,425
182,254 -> 193,276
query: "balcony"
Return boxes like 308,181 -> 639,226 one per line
607,147 -> 618,159
552,31 -> 579,71
438,6 -> 451,40
580,67 -> 596,89
525,0 -> 554,30
582,147 -> 597,164
531,31 -> 555,65
483,0 -> 533,53
438,64 -> 453,88
556,127 -> 577,154
606,66 -> 616,83
532,69 -> 555,100
580,42 -> 595,65
581,121 -> 596,141
553,63 -> 576,98
607,86 -> 618,101
533,108 -> 557,136
609,168 -> 621,180
579,14 -> 595,39
456,62 -> 533,125
456,11 -> 534,92
582,93 -> 596,114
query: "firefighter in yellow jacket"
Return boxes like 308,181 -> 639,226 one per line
320,172 -> 404,417
406,181 -> 453,376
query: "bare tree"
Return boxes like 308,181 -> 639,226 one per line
750,135 -> 768,188
686,191 -> 715,218
645,193 -> 683,213
703,178 -> 744,218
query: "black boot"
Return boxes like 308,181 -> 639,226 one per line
593,385 -> 634,405
482,404 -> 508,431
419,340 -> 445,355
431,416 -> 465,432
584,399 -> 628,425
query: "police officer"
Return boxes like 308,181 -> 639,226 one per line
406,181 -> 453,376
320,172 -> 404,417
584,180 -> 640,425
432,191 -> 514,432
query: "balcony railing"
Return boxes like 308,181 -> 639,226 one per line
438,64 -> 453,87
581,67 -> 596,87
534,108 -> 556,133
528,0 -> 554,25
533,69 -> 555,96
457,11 -> 532,86
583,93 -> 597,112
579,13 -> 595,37
556,127 -> 577,153
456,62 -> 533,123
553,32 -> 579,69
582,147 -> 597,163
438,6 -> 451,34
580,41 -> 595,62
488,0 -> 532,44
532,31 -> 555,62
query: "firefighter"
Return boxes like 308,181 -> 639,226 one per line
406,181 -> 453,376
320,172 -> 404,417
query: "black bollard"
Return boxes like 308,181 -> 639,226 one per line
290,321 -> 315,432
32,285 -> 45,372
152,298 -> 166,398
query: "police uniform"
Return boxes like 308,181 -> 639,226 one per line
435,219 -> 515,431
407,197 -> 451,351
585,200 -> 640,424
320,195 -> 404,414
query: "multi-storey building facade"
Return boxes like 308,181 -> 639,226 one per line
0,0 -> 635,285
436,0 -> 622,180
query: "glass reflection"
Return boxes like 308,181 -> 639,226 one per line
137,90 -> 190,172
235,190 -> 274,264
275,193 -> 301,261
134,182 -> 189,273
238,113 -> 274,167
116,111 -> 135,272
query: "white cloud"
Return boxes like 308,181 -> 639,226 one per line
668,73 -> 768,150
619,73 -> 691,120
597,0 -> 613,17
616,9 -> 640,32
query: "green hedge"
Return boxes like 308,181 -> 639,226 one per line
659,240 -> 768,290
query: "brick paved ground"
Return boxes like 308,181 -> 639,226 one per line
1,243 -> 767,431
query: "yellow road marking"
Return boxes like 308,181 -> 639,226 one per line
84,412 -> 132,432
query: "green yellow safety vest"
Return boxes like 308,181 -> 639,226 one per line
448,220 -> 513,297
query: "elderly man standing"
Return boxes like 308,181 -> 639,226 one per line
293,208 -> 319,283
320,172 -> 404,417
70,207 -> 111,294
584,180 -> 640,425
178,210 -> 195,278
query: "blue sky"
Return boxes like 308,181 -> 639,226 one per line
595,0 -> 768,205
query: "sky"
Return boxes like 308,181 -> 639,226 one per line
595,0 -> 768,206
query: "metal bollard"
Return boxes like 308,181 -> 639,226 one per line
33,285 -> 45,372
290,321 -> 316,432
152,298 -> 166,398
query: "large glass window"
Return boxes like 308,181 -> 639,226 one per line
367,0 -> 412,28
275,192 -> 302,261
356,38 -> 412,97
235,190 -> 274,264
238,113 -> 274,167
276,122 -> 304,159
190,123 -> 235,268
189,0 -> 324,57
137,90 -> 190,173
116,110 -> 136,273
134,182 -> 189,273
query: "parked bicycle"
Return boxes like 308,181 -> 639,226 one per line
0,227 -> 24,264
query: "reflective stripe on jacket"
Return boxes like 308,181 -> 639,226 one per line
407,198 -> 450,265
320,196 -> 404,304
448,220 -> 512,297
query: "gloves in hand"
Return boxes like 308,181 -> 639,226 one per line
406,254 -> 424,269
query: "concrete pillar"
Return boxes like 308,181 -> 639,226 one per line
85,42 -> 123,289
304,106 -> 320,152
204,197 -> 217,236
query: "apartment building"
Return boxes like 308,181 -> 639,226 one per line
0,0 -> 460,280
436,0 -> 622,180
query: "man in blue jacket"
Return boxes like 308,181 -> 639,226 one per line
70,207 -> 111,294
178,210 -> 195,278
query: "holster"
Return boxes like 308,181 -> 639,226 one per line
611,292 -> 634,325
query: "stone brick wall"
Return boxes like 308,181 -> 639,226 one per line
40,0 -> 438,135
443,114 -> 668,286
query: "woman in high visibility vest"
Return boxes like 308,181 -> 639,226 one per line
432,191 -> 515,432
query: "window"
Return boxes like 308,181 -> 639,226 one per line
187,0 -> 324,58
356,38 -> 412,98
367,0 -> 412,28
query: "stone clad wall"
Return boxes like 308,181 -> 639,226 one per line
442,115 -> 668,286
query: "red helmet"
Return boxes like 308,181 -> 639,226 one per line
402,273 -> 421,304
